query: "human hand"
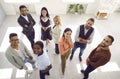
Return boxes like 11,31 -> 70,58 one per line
20,66 -> 23,70
29,56 -> 33,60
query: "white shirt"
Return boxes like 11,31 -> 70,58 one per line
36,51 -> 51,70
14,49 -> 25,60
21,15 -> 29,22
75,25 -> 94,44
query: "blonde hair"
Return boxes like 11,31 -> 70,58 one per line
53,15 -> 61,26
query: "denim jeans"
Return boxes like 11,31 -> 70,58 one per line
71,42 -> 86,57
23,57 -> 36,70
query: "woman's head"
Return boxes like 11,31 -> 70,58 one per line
62,28 -> 72,39
40,7 -> 50,18
53,15 -> 61,26
33,41 -> 44,55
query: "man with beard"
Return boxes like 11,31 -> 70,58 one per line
18,5 -> 36,48
70,18 -> 95,62
81,35 -> 114,79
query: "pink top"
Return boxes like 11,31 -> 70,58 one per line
58,37 -> 74,55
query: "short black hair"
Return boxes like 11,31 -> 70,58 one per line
19,5 -> 27,11
88,18 -> 95,23
9,33 -> 17,39
34,41 -> 44,49
107,35 -> 114,43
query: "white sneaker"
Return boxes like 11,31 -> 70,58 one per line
26,70 -> 33,74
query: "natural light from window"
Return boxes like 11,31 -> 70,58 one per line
0,68 -> 13,79
62,0 -> 95,3
4,0 -> 40,3
76,62 -> 120,74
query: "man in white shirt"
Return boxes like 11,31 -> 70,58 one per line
70,18 -> 95,62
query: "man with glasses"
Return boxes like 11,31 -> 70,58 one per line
5,33 -> 36,74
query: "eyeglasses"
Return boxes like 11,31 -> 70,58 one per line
11,39 -> 19,41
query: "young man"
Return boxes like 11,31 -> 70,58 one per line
81,35 -> 114,79
33,41 -> 52,79
18,5 -> 36,48
5,33 -> 36,73
70,18 -> 95,62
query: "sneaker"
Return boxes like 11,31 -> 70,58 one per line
32,65 -> 37,70
46,71 -> 50,76
70,55 -> 73,60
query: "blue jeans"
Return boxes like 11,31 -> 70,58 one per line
24,57 -> 36,70
83,65 -> 95,79
71,42 -> 86,57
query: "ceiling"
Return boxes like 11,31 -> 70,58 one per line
0,0 -> 120,15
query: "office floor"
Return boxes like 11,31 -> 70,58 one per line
0,12 -> 120,79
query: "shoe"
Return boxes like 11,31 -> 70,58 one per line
79,56 -> 82,62
46,72 -> 50,75
81,69 -> 84,74
70,55 -> 73,60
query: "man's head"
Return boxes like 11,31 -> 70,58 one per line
100,35 -> 114,47
9,33 -> 19,47
85,18 -> 94,29
19,5 -> 28,16
33,41 -> 44,55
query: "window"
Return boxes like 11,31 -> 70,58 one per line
4,0 -> 40,3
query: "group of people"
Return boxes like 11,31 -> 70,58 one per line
5,5 -> 114,79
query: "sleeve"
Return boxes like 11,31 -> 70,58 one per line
17,16 -> 29,32
5,51 -> 21,69
75,26 -> 80,42
20,41 -> 31,56
58,39 -> 70,55
88,57 -> 107,68
87,30 -> 94,44
29,14 -> 36,27
53,27 -> 61,39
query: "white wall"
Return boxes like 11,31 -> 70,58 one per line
85,0 -> 100,15
0,0 -> 16,15
0,5 -> 6,26
0,0 -> 68,15
34,0 -> 68,15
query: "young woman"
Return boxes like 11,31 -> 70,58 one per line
40,7 -> 52,46
52,15 -> 61,54
58,28 -> 74,74
33,41 -> 52,79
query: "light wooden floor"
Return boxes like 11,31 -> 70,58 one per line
0,13 -> 120,79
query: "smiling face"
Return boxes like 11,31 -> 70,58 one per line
85,19 -> 94,29
100,36 -> 112,47
33,44 -> 43,55
64,31 -> 72,40
20,7 -> 28,16
41,9 -> 47,17
10,36 -> 19,47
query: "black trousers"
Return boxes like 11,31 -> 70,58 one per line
24,29 -> 35,48
55,43 -> 59,54
39,71 -> 50,79
83,65 -> 95,79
